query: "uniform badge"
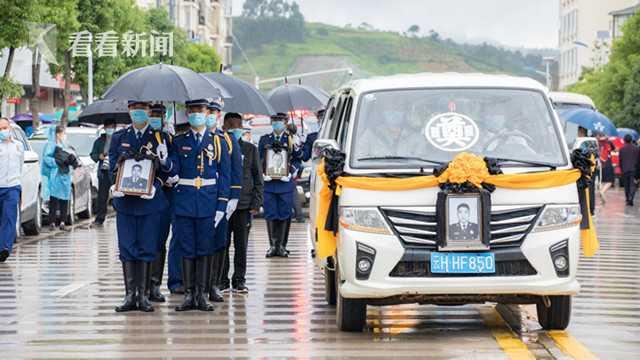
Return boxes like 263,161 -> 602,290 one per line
122,143 -> 130,148
208,144 -> 213,151
181,146 -> 192,151
147,142 -> 152,148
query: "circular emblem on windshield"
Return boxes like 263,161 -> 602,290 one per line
424,112 -> 480,152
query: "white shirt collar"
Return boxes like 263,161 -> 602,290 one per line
133,124 -> 149,135
191,127 -> 206,138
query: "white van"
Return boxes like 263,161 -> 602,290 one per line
309,73 -> 581,332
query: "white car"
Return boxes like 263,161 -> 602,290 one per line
10,122 -> 43,236
309,73 -> 580,332
64,126 -> 100,194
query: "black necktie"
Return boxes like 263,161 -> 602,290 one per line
196,133 -> 202,144
136,131 -> 142,140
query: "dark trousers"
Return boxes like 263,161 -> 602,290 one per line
623,172 -> 637,203
222,209 -> 251,285
95,169 -> 111,223
49,197 -> 68,226
0,186 -> 20,253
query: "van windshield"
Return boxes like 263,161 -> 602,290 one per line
350,88 -> 567,169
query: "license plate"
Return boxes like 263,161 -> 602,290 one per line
430,252 -> 495,274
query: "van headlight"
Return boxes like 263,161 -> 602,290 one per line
532,205 -> 582,233
339,207 -> 391,235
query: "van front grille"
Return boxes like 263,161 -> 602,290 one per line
380,205 -> 542,249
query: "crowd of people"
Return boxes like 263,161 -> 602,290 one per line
84,99 -> 317,312
593,131 -> 640,207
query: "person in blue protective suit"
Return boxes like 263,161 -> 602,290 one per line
258,113 -> 303,258
42,125 -> 80,231
165,98 -> 230,312
206,101 -> 243,302
109,100 -> 170,313
146,103 -> 177,303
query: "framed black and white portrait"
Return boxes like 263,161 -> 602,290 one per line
265,149 -> 289,179
115,158 -> 154,196
442,193 -> 486,250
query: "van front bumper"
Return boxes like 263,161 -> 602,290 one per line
336,226 -> 581,300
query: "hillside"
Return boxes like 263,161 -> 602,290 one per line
232,22 -> 548,91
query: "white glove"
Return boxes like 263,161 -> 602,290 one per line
226,199 -> 239,220
167,175 -> 179,185
293,134 -> 303,146
110,185 -> 125,198
280,173 -> 291,182
140,186 -> 156,200
263,174 -> 273,182
214,210 -> 225,227
156,141 -> 168,165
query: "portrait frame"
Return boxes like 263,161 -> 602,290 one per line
438,192 -> 488,251
265,149 -> 289,179
115,158 -> 155,196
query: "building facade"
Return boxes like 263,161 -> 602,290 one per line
610,2 -> 640,39
558,0 -> 637,89
137,0 -> 233,67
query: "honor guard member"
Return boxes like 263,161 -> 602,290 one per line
146,104 -> 176,303
109,101 -> 170,313
259,113 -> 303,258
165,98 -> 230,312
206,101 -> 243,301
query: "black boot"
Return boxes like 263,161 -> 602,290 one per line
209,250 -> 225,302
149,250 -> 166,303
281,219 -> 292,256
195,256 -> 214,311
115,261 -> 137,312
175,258 -> 196,311
265,220 -> 278,258
136,261 -> 154,312
275,220 -> 289,258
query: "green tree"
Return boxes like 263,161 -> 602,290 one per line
407,24 -> 420,37
0,0 -> 36,102
620,55 -> 640,129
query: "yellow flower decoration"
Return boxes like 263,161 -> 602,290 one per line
437,152 -> 490,188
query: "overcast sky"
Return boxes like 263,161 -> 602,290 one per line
231,0 -> 559,48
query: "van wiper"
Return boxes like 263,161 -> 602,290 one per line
357,156 -> 444,166
494,158 -> 557,169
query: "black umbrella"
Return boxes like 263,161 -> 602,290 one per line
102,63 -> 222,102
78,99 -> 131,124
201,73 -> 275,115
266,84 -> 330,114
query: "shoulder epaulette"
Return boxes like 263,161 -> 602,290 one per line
223,132 -> 233,155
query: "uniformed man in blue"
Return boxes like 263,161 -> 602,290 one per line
259,113 -> 303,258
146,104 -> 176,303
109,100 -> 170,313
206,101 -> 243,302
165,99 -> 230,312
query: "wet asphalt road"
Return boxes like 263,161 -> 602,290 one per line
0,189 -> 639,359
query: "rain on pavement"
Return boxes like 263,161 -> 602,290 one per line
0,189 -> 639,359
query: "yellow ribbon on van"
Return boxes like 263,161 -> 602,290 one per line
315,152 -> 599,260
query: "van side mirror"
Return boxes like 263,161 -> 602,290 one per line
312,139 -> 339,160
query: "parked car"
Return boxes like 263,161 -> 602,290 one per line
310,73 -> 581,332
30,127 -> 94,225
10,122 -> 43,236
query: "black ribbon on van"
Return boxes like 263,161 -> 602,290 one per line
571,148 -> 596,231
322,148 -> 346,234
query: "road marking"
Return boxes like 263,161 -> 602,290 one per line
478,306 -> 536,360
547,331 -> 598,360
51,282 -> 90,298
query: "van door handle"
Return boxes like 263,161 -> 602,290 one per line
24,159 -> 38,164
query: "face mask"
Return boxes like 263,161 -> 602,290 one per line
230,128 -> 244,141
0,129 -> 10,141
129,109 -> 149,125
383,110 -> 404,125
272,121 -> 285,134
206,114 -> 218,129
188,112 -> 206,127
149,117 -> 162,130
105,128 -> 115,136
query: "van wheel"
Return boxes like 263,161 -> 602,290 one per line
536,296 -> 572,330
324,265 -> 336,306
78,189 -> 93,219
23,193 -> 42,236
335,261 -> 366,332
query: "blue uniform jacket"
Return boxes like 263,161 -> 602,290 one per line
220,130 -> 243,200
166,129 -> 231,218
258,132 -> 303,194
109,126 -> 169,216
